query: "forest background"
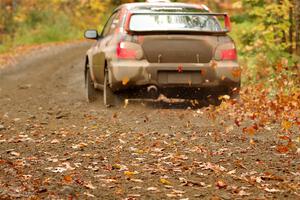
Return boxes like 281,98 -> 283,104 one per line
0,0 -> 299,89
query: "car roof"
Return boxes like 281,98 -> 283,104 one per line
116,2 -> 209,12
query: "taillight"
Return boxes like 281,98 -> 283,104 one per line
221,49 -> 237,60
215,43 -> 237,61
116,42 -> 137,59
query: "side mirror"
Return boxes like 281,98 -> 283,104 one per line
84,30 -> 98,40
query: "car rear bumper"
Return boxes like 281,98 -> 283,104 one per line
108,60 -> 241,92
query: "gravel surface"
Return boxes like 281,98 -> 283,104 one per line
0,42 -> 299,199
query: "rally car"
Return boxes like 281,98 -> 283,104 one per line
84,2 -> 240,106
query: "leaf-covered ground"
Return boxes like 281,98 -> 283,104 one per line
0,43 -> 299,199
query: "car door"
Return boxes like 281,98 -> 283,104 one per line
92,11 -> 120,84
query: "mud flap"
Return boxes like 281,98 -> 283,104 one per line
104,69 -> 120,107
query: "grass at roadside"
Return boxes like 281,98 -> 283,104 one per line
0,11 -> 83,55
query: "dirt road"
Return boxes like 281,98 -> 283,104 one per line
0,42 -> 299,199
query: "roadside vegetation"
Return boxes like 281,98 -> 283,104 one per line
0,0 -> 113,53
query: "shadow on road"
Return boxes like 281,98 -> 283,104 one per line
126,99 -> 220,110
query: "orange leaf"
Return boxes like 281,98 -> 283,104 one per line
122,77 -> 129,85
243,126 -> 256,136
276,145 -> 289,153
250,138 -> 255,145
278,135 -> 290,140
216,180 -> 227,189
232,68 -> 241,78
64,175 -> 72,183
281,120 -> 292,130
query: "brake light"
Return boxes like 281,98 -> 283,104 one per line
221,49 -> 237,60
116,42 -> 137,59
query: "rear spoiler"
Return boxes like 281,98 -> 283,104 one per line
124,12 -> 231,33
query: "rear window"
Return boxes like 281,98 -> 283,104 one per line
129,14 -> 222,32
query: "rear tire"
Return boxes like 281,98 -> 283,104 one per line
85,68 -> 98,102
103,69 -> 117,107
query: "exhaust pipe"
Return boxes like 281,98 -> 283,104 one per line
147,85 -> 159,99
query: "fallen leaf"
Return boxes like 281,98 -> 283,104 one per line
227,169 -> 236,175
47,167 -> 67,173
10,151 -> 20,157
112,164 -> 127,171
232,68 -> 242,78
216,180 -> 227,189
85,182 -> 96,190
99,178 -> 117,183
51,139 -> 59,144
124,171 -> 138,176
255,176 -> 263,183
172,189 -> 185,194
166,193 -> 178,198
218,95 -> 230,101
200,162 -> 227,173
72,142 -> 88,149
147,187 -> 158,191
160,178 -> 172,185
278,135 -> 290,140
122,77 -> 129,85
238,190 -> 251,196
225,125 -> 234,134
243,126 -> 256,136
281,120 -> 292,130
264,188 -> 281,193
250,138 -> 255,145
130,179 -> 143,183
119,139 -> 126,144
276,145 -> 289,153
64,175 -> 72,183
84,192 -> 95,197
124,99 -> 129,108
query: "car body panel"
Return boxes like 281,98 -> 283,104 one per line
108,60 -> 239,90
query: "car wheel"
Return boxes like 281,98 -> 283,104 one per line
103,69 -> 117,107
207,95 -> 222,106
85,68 -> 98,102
